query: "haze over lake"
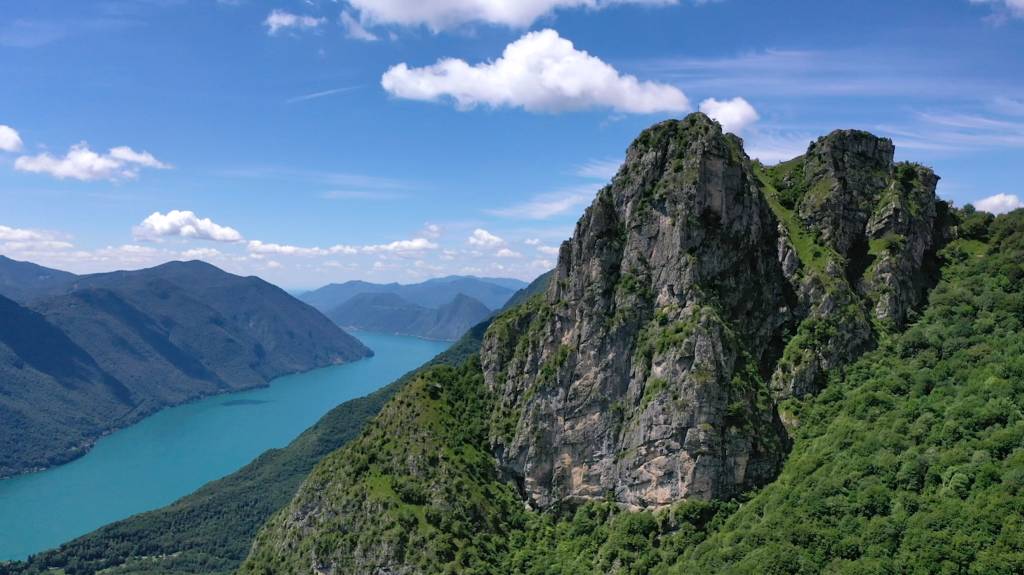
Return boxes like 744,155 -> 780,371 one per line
0,332 -> 449,561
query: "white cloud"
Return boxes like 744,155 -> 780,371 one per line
134,210 -> 244,242
422,223 -> 442,238
467,228 -> 504,247
745,130 -> 813,164
15,142 -> 169,181
362,237 -> 438,253
496,248 -> 522,258
180,247 -> 223,260
524,237 -> 560,255
488,186 -> 594,219
576,158 -> 620,180
247,240 -> 359,256
699,97 -> 759,134
340,11 -> 378,41
349,0 -> 678,31
0,125 -> 22,152
975,193 -> 1023,214
264,10 -> 325,35
381,29 -> 689,114
0,224 -> 49,242
970,0 -> 1024,18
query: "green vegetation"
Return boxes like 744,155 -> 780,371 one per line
244,209 -> 1024,575
675,211 -> 1024,573
5,322 -> 489,575
757,163 -> 837,274
240,359 -> 528,575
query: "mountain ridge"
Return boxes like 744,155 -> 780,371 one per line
0,259 -> 371,478
238,113 -> 997,574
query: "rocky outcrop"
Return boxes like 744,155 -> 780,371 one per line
482,114 -> 792,509
765,132 -> 949,399
482,117 -> 951,508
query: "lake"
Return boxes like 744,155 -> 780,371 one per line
0,331 -> 450,561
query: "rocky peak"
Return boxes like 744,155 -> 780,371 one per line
482,114 -> 950,509
482,112 -> 792,509
797,130 -> 896,258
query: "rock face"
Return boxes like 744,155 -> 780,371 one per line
238,114 -> 956,575
482,116 -> 951,509
765,131 -> 949,399
482,114 -> 792,509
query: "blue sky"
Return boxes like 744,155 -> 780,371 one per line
1,0 -> 1022,289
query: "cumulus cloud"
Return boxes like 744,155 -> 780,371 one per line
246,240 -> 359,256
134,210 -> 244,242
0,224 -> 74,253
381,29 -> 689,114
496,248 -> 522,258
180,247 -> 223,260
362,238 -> 438,253
349,0 -> 678,31
340,11 -> 378,41
264,10 -> 325,34
974,193 -> 1023,214
0,125 -> 22,152
699,97 -> 759,134
15,142 -> 170,181
467,228 -> 505,247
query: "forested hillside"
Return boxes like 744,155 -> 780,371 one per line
240,114 -> 1024,575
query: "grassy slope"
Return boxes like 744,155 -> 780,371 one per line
6,322 -> 488,575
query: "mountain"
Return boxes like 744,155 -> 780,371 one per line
0,255 -> 78,303
301,275 -> 526,312
327,292 -> 492,341
236,113 -> 1024,574
5,321 -> 489,575
0,260 -> 371,478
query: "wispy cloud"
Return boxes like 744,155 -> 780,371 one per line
220,166 -> 414,193
487,186 -> 595,220
286,86 -> 360,104
639,48 -> 1009,99
264,10 -> 325,35
878,111 -> 1024,152
340,11 -> 378,41
575,158 -> 621,180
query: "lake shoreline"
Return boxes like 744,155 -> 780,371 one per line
0,354 -> 371,482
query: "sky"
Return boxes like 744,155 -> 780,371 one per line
1,0 -> 1022,289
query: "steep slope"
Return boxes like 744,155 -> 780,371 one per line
0,260 -> 371,477
328,292 -> 428,334
239,114 -> 955,574
411,293 -> 493,340
302,276 -> 521,312
6,323 -> 485,575
0,255 -> 77,303
328,292 -> 493,341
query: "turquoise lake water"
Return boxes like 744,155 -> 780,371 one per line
0,331 -> 449,561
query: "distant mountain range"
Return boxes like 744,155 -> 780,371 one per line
301,276 -> 527,312
327,292 -> 492,341
0,257 -> 371,478
301,276 -> 528,341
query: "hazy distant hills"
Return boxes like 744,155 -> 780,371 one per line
328,292 -> 492,341
302,275 -> 526,341
0,255 -> 78,303
0,258 -> 371,478
301,275 -> 526,312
